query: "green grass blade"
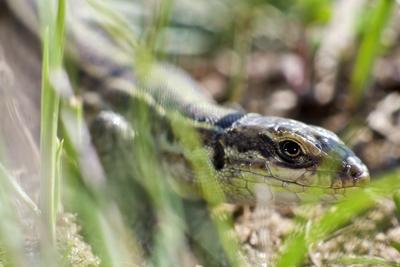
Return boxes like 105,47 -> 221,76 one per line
39,0 -> 66,248
393,190 -> 400,214
335,256 -> 400,267
0,163 -> 40,216
350,0 -> 395,106
276,170 -> 400,266
40,27 -> 59,245
0,167 -> 27,267
390,240 -> 400,253
54,0 -> 66,68
170,113 -> 245,267
54,139 -> 64,215
275,232 -> 307,267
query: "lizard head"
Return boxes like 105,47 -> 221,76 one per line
210,114 -> 369,203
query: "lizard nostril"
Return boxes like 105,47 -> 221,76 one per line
349,164 -> 370,186
341,157 -> 370,187
350,165 -> 362,179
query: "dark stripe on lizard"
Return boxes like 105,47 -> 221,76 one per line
214,112 -> 245,129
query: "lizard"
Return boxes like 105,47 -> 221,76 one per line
5,0 -> 369,205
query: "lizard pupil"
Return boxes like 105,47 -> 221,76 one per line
281,140 -> 301,157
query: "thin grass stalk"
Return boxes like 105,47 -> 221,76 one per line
0,163 -> 40,216
123,99 -> 185,267
0,163 -> 30,267
228,4 -> 254,102
143,0 -> 174,56
86,0 -> 138,51
350,0 -> 395,107
335,256 -> 400,266
170,114 -> 245,267
39,0 -> 65,249
62,145 -> 122,267
40,28 -> 59,245
54,139 -> 64,214
60,97 -> 133,267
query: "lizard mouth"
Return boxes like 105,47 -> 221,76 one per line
280,167 -> 369,191
300,155 -> 370,190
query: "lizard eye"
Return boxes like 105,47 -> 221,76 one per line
279,140 -> 302,159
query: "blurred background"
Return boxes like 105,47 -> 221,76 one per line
1,0 -> 400,266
